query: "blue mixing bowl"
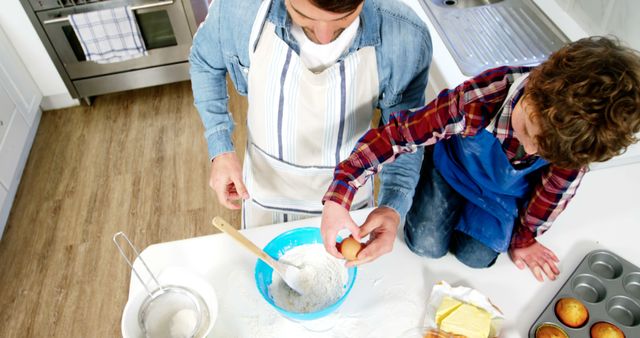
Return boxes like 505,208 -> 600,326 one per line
254,227 -> 357,321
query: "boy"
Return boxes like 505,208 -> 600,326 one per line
320,36 -> 640,281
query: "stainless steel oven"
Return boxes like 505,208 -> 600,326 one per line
21,0 -> 199,101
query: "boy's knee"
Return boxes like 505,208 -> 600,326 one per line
403,223 -> 447,259
452,240 -> 499,268
454,253 -> 498,269
448,231 -> 499,268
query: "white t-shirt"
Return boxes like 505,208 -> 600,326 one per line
290,17 -> 360,73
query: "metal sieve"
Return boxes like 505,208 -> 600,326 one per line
113,232 -> 210,338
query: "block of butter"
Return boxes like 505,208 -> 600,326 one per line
435,296 -> 463,326
437,297 -> 491,338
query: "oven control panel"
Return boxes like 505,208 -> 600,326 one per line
27,0 -> 107,12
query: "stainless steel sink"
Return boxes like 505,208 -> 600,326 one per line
432,0 -> 504,9
419,0 -> 568,76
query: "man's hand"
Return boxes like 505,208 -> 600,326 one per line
321,201 -> 361,259
209,152 -> 249,209
509,240 -> 560,282
346,206 -> 400,267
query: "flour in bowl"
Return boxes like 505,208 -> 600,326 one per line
269,244 -> 348,313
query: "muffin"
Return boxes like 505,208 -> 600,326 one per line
555,297 -> 589,328
535,323 -> 569,338
590,322 -> 625,338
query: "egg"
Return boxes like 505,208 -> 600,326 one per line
337,236 -> 363,261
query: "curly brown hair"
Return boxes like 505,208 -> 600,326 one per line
526,36 -> 640,169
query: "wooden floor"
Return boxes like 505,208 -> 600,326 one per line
0,81 -> 247,337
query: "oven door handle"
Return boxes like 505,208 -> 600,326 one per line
42,0 -> 175,25
131,0 -> 175,11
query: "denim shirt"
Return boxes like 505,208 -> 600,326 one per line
190,0 -> 433,221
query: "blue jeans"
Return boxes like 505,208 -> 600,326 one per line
404,148 -> 499,268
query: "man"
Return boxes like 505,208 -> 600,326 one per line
190,0 -> 432,228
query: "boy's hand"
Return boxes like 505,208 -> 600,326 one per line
321,201 -> 361,259
509,241 -> 560,282
346,206 -> 400,268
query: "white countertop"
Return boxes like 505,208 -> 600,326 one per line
128,162 -> 640,337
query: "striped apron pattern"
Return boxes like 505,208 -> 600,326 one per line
241,9 -> 379,228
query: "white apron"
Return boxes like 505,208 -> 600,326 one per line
241,3 -> 379,228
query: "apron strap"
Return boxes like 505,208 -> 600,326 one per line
249,0 -> 272,55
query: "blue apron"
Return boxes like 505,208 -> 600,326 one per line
433,129 -> 548,252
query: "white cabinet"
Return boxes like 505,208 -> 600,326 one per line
0,185 -> 7,223
0,102 -> 30,189
0,85 -> 14,143
0,25 -> 42,239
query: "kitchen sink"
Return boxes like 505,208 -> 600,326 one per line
418,0 -> 568,76
431,0 -> 504,9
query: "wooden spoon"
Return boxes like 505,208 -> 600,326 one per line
211,217 -> 305,294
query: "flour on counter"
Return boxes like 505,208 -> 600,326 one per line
269,244 -> 348,313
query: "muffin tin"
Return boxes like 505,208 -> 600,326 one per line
529,250 -> 640,337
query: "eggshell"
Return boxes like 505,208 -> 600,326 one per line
338,236 -> 362,261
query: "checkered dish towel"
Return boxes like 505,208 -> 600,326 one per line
69,7 -> 147,64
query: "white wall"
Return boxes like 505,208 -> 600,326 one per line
550,0 -> 640,169
553,0 -> 640,50
0,0 -> 79,110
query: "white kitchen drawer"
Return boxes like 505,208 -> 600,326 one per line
0,85 -> 15,144
0,110 -> 29,189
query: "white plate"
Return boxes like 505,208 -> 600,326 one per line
121,267 -> 218,338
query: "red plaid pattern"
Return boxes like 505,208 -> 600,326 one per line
323,66 -> 585,248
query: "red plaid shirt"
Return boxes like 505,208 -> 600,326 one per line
323,66 -> 586,248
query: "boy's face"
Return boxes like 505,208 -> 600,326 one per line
512,96 -> 541,155
286,0 -> 363,44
